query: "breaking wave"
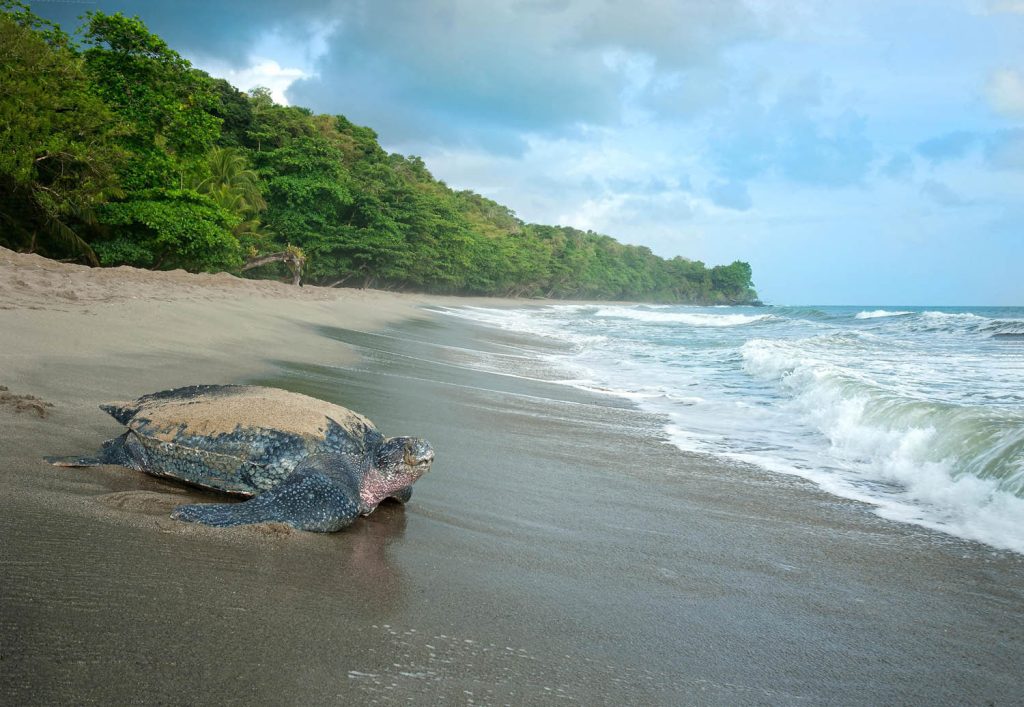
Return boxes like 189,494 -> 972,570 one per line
740,336 -> 1024,550
441,303 -> 1024,553
855,309 -> 912,319
593,307 -> 775,327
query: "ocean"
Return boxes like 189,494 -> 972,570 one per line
435,304 -> 1024,555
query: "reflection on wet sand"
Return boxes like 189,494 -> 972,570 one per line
73,453 -> 411,618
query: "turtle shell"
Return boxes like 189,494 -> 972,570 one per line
105,385 -> 382,495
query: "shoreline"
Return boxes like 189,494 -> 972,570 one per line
2,249 -> 1023,703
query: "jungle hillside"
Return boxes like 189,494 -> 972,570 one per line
0,3 -> 758,303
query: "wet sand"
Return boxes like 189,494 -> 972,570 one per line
1,249 -> 1023,704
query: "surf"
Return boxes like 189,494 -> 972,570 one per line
439,303 -> 1024,554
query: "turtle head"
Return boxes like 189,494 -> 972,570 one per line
362,436 -> 434,508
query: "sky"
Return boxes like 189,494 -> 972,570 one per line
36,0 -> 1024,305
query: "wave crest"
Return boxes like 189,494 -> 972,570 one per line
594,307 -> 774,327
855,309 -> 912,319
741,336 -> 1024,550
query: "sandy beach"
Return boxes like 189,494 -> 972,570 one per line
1,247 -> 1022,705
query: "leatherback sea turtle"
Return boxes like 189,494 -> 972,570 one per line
48,385 -> 434,532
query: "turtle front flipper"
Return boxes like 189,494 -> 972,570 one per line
171,461 -> 361,532
46,432 -> 145,469
45,455 -> 105,468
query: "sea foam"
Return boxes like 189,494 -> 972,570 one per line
593,306 -> 774,326
855,309 -> 912,319
439,303 -> 1024,554
741,336 -> 1024,551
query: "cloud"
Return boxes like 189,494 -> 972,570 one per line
199,59 -> 308,106
28,0 -> 772,155
555,188 -> 701,256
707,180 -> 752,210
880,152 -> 915,180
709,77 -> 875,187
279,0 -> 767,149
283,2 -> 616,148
912,128 -> 1024,171
915,131 -> 979,163
986,69 -> 1024,119
571,0 -> 764,68
188,19 -> 338,106
920,179 -> 969,206
986,1 -> 1024,13
36,1 -> 337,107
777,112 -> 873,186
985,129 -> 1024,169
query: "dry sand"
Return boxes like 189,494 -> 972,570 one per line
1,247 -> 1022,704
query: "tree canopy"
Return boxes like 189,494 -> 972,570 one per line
0,3 -> 758,304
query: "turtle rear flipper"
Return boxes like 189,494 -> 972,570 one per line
171,459 -> 361,532
99,402 -> 140,425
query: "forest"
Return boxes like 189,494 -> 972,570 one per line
0,3 -> 758,303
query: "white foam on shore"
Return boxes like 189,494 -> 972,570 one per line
431,305 -> 607,345
740,337 -> 1024,554
437,303 -> 1024,555
855,309 -> 912,319
594,307 -> 775,326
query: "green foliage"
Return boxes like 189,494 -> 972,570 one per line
208,78 -> 254,148
257,137 -> 350,238
190,147 -> 265,212
95,189 -> 241,271
80,12 -> 221,161
454,190 -> 523,237
187,147 -> 270,252
245,92 -> 315,152
257,136 -> 412,285
710,261 -> 756,302
0,0 -> 68,47
0,4 -> 757,301
0,4 -> 123,263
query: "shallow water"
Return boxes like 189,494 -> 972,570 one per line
435,304 -> 1024,554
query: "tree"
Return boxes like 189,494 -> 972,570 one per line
710,261 -> 755,302
0,6 -> 759,302
208,77 -> 254,148
81,11 -> 221,167
244,94 -> 315,152
95,188 -> 241,271
191,147 -> 266,212
0,3 -> 123,263
187,147 -> 270,252
73,11 -> 245,271
256,136 -> 359,279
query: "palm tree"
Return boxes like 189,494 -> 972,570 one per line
186,147 -> 271,248
190,147 -> 266,214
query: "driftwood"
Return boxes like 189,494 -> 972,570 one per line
242,250 -> 305,286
